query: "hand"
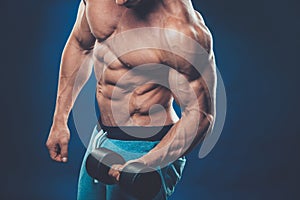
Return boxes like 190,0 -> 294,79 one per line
108,164 -> 123,182
46,122 -> 70,163
108,158 -> 147,182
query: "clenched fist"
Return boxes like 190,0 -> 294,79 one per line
46,123 -> 70,163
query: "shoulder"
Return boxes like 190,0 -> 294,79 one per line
163,11 -> 213,54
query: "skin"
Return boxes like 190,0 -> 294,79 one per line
46,0 -> 216,182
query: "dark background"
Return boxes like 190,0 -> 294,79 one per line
1,0 -> 299,199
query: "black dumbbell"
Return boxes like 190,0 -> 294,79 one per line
86,147 -> 162,199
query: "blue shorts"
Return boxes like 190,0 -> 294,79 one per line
77,126 -> 186,200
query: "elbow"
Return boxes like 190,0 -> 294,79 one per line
201,113 -> 214,138
206,113 -> 214,125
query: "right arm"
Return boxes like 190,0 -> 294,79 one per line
46,2 -> 96,163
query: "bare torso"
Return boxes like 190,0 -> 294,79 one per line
46,0 -> 215,165
85,0 -> 212,126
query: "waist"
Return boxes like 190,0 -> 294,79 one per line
97,117 -> 173,141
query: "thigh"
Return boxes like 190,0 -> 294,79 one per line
135,157 -> 186,200
77,167 -> 106,200
106,185 -> 135,200
159,157 -> 187,199
77,127 -> 135,200
77,127 -> 107,200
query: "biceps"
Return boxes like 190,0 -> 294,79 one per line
70,2 -> 95,50
169,68 -> 214,115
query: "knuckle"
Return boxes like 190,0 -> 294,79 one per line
46,141 -> 52,148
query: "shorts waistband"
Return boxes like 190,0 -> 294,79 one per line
97,117 -> 173,141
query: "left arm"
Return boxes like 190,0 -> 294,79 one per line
137,26 -> 217,167
140,64 -> 216,167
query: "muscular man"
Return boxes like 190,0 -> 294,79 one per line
46,0 -> 216,199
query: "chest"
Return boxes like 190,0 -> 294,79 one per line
89,17 -> 167,69
86,1 -> 170,65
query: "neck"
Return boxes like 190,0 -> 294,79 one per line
131,0 -> 195,19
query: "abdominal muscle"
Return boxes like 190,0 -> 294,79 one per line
95,56 -> 179,127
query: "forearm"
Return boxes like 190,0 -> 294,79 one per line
139,105 -> 213,167
53,37 -> 93,124
138,67 -> 216,167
